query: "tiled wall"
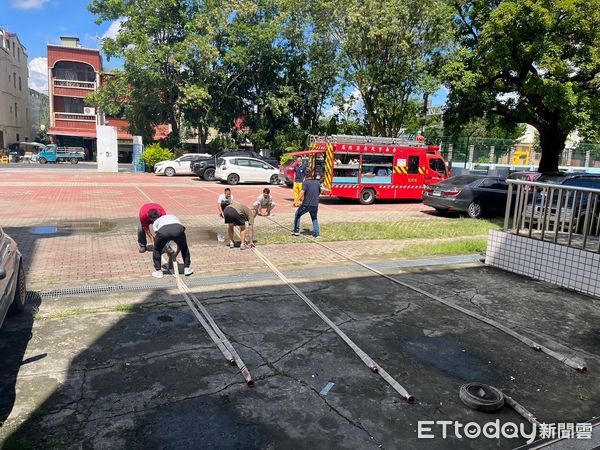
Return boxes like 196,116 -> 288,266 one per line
486,230 -> 600,298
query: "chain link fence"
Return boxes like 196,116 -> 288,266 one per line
437,137 -> 600,173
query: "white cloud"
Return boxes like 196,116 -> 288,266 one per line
11,0 -> 49,9
28,57 -> 48,94
102,18 -> 125,40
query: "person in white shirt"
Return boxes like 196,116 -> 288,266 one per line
217,188 -> 234,217
252,187 -> 276,217
149,211 -> 193,278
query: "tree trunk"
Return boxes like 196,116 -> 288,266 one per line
537,127 -> 568,173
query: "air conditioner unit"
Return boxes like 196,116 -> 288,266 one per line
83,107 -> 95,115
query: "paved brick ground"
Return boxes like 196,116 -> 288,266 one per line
0,167 -> 446,289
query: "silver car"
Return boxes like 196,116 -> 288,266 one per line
0,228 -> 26,329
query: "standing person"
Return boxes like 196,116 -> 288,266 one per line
292,171 -> 320,238
217,188 -> 234,217
252,188 -> 276,217
223,202 -> 255,250
138,202 -> 166,253
292,156 -> 308,207
150,210 -> 193,278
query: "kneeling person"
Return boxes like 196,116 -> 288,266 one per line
224,202 -> 255,250
150,210 -> 193,278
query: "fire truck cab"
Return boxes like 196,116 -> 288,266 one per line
296,135 -> 450,205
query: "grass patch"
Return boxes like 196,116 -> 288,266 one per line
34,304 -> 139,321
399,238 -> 488,258
258,218 -> 501,245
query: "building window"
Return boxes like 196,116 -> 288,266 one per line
13,72 -> 16,88
54,61 -> 96,82
19,76 -> 21,91
8,74 -> 11,84
63,97 -> 86,114
16,133 -> 20,142
15,103 -> 18,120
17,47 -> 20,62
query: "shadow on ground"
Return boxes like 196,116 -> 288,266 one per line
0,267 -> 599,449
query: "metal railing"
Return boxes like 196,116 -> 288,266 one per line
53,79 -> 96,89
54,112 -> 96,122
504,180 -> 600,253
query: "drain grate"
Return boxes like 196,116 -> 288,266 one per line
25,254 -> 482,301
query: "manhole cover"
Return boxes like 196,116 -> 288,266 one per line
29,226 -> 58,235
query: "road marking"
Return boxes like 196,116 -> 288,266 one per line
136,186 -> 153,202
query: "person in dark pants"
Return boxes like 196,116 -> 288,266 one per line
137,203 -> 166,252
223,202 -> 255,250
149,210 -> 193,278
292,171 -> 320,238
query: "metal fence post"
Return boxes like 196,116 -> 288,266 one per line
585,150 -> 591,169
447,144 -> 453,164
468,145 -> 475,170
489,145 -> 495,170
509,146 -> 515,170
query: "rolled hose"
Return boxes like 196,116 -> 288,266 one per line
459,383 -> 540,424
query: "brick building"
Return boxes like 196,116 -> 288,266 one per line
47,36 -> 154,161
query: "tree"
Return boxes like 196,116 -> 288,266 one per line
88,0 -> 227,147
443,0 -> 600,172
310,0 -> 454,137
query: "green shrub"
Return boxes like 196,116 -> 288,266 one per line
141,144 -> 174,172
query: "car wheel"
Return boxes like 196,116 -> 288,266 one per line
38,157 -> 47,164
9,263 -> 26,315
467,201 -> 483,218
203,168 -> 216,181
164,167 -> 176,177
359,188 -> 376,205
70,158 -> 79,164
227,173 -> 240,185
269,174 -> 279,185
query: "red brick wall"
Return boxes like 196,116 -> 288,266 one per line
54,87 -> 94,98
48,46 -> 101,72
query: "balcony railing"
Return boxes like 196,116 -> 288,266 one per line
505,179 -> 600,253
53,79 -> 96,90
54,112 -> 97,122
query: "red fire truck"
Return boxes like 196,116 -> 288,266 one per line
292,135 -> 451,204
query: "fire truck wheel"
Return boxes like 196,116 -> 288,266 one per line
467,201 -> 483,218
38,157 -> 47,164
359,189 -> 376,205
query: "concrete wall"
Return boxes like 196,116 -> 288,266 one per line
486,230 -> 600,298
0,30 -> 30,147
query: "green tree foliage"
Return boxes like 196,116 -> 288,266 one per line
443,0 -> 600,172
140,143 -> 174,172
310,0 -> 454,137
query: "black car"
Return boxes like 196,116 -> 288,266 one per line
191,150 -> 279,181
525,173 -> 600,233
424,175 -> 511,218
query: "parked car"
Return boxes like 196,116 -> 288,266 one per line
524,174 -> 600,233
0,228 -> 26,330
154,153 -> 212,176
215,156 -> 280,185
279,160 -> 297,186
507,171 -> 542,182
423,175 -> 512,218
191,150 -> 279,181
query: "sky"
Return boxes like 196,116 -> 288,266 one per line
2,0 -> 120,94
2,0 -> 448,105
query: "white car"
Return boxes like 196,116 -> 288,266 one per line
154,153 -> 211,176
215,156 -> 280,185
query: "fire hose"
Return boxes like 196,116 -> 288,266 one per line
165,241 -> 254,386
266,217 -> 587,373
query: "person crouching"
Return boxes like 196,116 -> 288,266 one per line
149,210 -> 194,278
